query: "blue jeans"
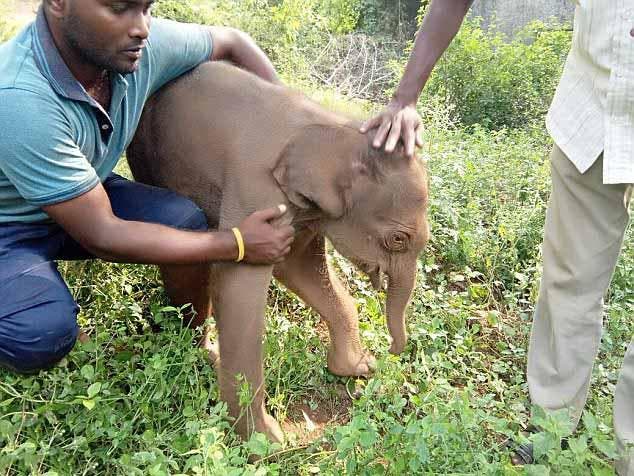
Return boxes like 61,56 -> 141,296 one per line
0,174 -> 208,373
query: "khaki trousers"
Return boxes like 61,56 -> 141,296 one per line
527,145 -> 633,474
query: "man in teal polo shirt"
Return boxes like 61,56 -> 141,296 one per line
0,0 -> 294,373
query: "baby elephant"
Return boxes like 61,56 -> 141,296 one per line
127,62 -> 429,442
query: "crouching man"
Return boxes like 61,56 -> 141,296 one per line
0,0 -> 294,373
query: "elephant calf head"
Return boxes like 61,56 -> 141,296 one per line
273,124 -> 429,354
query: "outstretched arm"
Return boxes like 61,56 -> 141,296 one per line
361,0 -> 474,157
43,184 -> 294,266
207,26 -> 279,84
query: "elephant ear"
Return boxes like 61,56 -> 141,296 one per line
272,124 -> 366,218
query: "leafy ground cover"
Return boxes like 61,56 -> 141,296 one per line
1,1 -> 632,475
1,122 -> 630,474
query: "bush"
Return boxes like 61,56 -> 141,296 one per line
356,0 -> 422,40
424,125 -> 552,307
152,0 -> 211,24
0,1 -> 18,42
153,0 -> 364,82
424,20 -> 572,130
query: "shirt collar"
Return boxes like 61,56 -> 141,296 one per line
32,6 -> 91,103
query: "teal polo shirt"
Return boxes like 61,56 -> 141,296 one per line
0,9 -> 212,223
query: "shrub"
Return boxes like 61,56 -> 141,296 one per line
152,0 -> 365,82
318,0 -> 361,34
0,1 -> 18,42
356,0 -> 422,40
152,0 -> 211,24
423,125 -> 553,307
424,20 -> 572,130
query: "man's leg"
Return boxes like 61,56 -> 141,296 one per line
0,261 -> 79,373
615,340 -> 634,475
0,176 -> 211,372
527,145 -> 631,426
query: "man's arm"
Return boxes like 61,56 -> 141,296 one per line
43,184 -> 294,265
361,0 -> 474,157
207,26 -> 279,84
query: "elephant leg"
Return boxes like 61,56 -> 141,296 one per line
159,264 -> 218,362
273,232 -> 375,377
211,262 -> 283,443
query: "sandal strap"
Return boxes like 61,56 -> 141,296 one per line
513,443 -> 534,465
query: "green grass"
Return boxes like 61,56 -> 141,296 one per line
1,2 -> 632,474
1,120 -> 631,475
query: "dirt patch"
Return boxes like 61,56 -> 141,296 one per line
281,383 -> 353,446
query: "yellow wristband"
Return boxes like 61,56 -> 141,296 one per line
231,227 -> 245,262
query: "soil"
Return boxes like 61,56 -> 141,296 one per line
281,383 -> 353,446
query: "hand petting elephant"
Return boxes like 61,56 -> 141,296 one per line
127,61 -> 429,442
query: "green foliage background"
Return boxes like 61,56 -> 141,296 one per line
150,0 -> 571,130
0,1 -> 631,475
425,20 -> 572,129
0,1 -> 18,42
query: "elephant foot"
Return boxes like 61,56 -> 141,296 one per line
199,330 -> 220,367
327,347 -> 375,377
257,412 -> 285,444
243,413 -> 285,463
235,410 -> 285,444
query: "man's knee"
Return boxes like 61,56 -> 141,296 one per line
166,195 -> 208,231
0,278 -> 79,374
103,174 -> 209,231
180,202 -> 208,231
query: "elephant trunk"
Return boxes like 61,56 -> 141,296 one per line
386,260 -> 417,354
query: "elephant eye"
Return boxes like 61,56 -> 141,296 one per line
384,231 -> 409,252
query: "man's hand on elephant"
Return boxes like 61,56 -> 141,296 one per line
238,204 -> 295,264
360,102 -> 423,158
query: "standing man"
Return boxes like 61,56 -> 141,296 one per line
0,1 -> 294,373
362,0 -> 633,472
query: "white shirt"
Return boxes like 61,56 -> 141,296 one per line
546,0 -> 634,184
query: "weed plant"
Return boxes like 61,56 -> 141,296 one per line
1,1 -> 632,475
424,20 -> 573,130
1,123 -> 630,474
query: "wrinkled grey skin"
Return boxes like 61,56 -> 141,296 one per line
127,61 -> 428,442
